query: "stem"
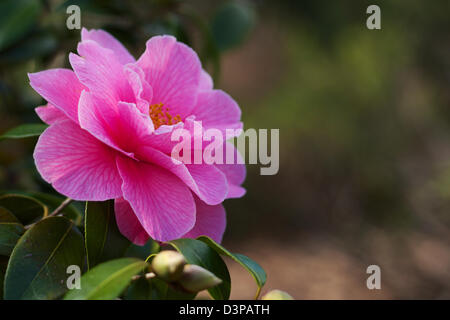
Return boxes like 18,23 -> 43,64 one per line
131,272 -> 156,281
46,197 -> 73,218
254,286 -> 262,300
25,197 -> 73,229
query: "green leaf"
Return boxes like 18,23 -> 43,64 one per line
124,277 -> 155,300
0,124 -> 48,140
198,236 -> 267,298
0,0 -> 41,51
0,207 -> 25,256
64,258 -> 147,300
84,201 -> 130,269
0,194 -> 48,225
4,217 -> 84,300
167,238 -> 231,300
0,255 -> 8,299
125,238 -> 160,260
211,1 -> 255,52
164,282 -> 197,300
22,192 -> 82,225
125,277 -> 196,300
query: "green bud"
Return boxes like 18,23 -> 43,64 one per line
178,264 -> 222,293
261,289 -> 294,300
151,250 -> 186,282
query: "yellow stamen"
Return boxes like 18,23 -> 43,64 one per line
149,103 -> 181,129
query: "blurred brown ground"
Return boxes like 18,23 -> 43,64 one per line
224,231 -> 450,299
216,2 -> 450,299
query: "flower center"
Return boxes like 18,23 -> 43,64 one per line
149,103 -> 182,129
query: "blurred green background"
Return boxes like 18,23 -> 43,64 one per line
0,0 -> 449,299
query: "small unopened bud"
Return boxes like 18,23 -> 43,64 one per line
178,264 -> 222,293
261,289 -> 294,300
151,250 -> 186,282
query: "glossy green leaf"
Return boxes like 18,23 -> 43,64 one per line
0,194 -> 48,225
22,192 -> 82,225
211,1 -> 255,52
198,236 -> 267,298
0,124 -> 48,140
124,277 -> 156,300
164,282 -> 197,300
125,238 -> 160,260
0,255 -> 8,299
64,258 -> 147,300
0,207 -> 25,256
168,238 -> 231,300
4,217 -> 84,300
157,278 -> 197,300
85,201 -> 130,269
0,0 -> 41,51
125,277 -> 196,300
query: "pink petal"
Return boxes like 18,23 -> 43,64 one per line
180,116 -> 225,156
137,146 -> 228,205
35,103 -> 67,124
226,185 -> 246,198
78,91 -> 153,157
124,64 -> 153,114
70,40 -> 134,107
199,70 -> 213,91
183,197 -> 226,243
139,120 -> 189,156
33,120 -> 123,201
190,89 -> 241,130
115,197 -> 149,245
215,142 -> 246,198
116,156 -> 196,242
136,35 -> 202,118
81,28 -> 135,65
185,163 -> 229,204
28,69 -> 85,123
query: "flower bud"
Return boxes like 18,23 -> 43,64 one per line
261,289 -> 294,300
151,250 -> 186,282
178,264 -> 222,293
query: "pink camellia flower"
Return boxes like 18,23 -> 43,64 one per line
29,28 -> 245,243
